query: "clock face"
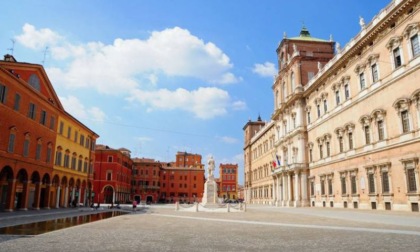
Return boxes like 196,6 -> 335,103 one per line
28,73 -> 41,91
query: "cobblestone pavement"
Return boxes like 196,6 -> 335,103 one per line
0,205 -> 419,252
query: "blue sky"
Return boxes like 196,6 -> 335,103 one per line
2,0 -> 389,184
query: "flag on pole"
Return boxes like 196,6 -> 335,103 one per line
276,154 -> 281,166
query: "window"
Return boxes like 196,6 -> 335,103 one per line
401,110 -> 410,133
35,142 -> 42,160
310,181 -> 314,196
323,100 -> 328,113
351,176 -> 357,194
368,173 -> 375,194
319,145 -> 323,159
0,84 -> 7,104
321,179 -> 325,195
335,90 -> 340,105
317,104 -> 321,118
78,158 -> 82,171
407,168 -> 417,192
83,161 -> 88,173
74,131 -> 78,142
46,144 -> 52,163
307,111 -> 311,124
371,63 -> 379,83
28,74 -> 41,91
40,110 -> 47,125
359,73 -> 366,90
309,148 -> 313,162
108,156 -> 113,162
67,127 -> 71,138
411,34 -> 420,57
80,135 -> 85,146
290,72 -> 295,92
393,48 -> 402,68
348,133 -> 354,150
338,136 -> 344,153
378,120 -> 385,141
23,137 -> 30,157
107,172 -> 112,181
382,171 -> 390,193
8,133 -> 16,153
14,93 -> 20,111
364,125 -> 371,144
71,155 -> 76,170
341,177 -> 347,194
59,121 -> 64,134
344,84 -> 350,100
326,142 -> 330,157
64,152 -> 70,168
328,179 -> 333,195
49,116 -> 55,130
55,149 -> 62,166
28,103 -> 36,119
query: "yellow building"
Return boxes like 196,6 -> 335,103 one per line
245,0 -> 420,212
53,112 -> 98,208
243,116 -> 276,204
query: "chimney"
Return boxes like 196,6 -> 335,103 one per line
4,54 -> 17,62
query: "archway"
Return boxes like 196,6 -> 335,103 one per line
103,186 -> 114,203
40,173 -> 51,209
0,166 -> 14,211
16,169 -> 29,210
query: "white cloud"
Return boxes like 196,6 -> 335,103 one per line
252,62 -> 277,77
219,136 -> 238,144
232,100 -> 246,110
59,95 -> 107,123
127,87 -> 230,119
16,25 -> 240,95
136,136 -> 153,142
15,23 -> 62,50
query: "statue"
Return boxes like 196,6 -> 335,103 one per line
359,16 -> 366,29
207,156 -> 215,178
293,44 -> 298,54
335,42 -> 341,53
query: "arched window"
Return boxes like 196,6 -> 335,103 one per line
35,138 -> 42,160
28,74 -> 41,91
8,127 -> 17,153
290,72 -> 295,92
23,133 -> 31,157
55,147 -> 63,166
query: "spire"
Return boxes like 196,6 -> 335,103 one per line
257,114 -> 262,121
299,25 -> 311,38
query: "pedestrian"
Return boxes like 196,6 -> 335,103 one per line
132,200 -> 137,212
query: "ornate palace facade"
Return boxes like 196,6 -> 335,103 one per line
244,0 -> 420,211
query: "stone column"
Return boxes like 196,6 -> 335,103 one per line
33,182 -> 41,210
287,173 -> 292,206
44,184 -> 51,209
294,171 -> 301,207
282,173 -> 287,206
272,176 -> 277,205
4,179 -> 16,212
56,186 -> 61,208
64,187 -> 69,208
301,171 -> 309,206
20,181 -> 30,211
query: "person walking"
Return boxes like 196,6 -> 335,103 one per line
132,200 -> 137,212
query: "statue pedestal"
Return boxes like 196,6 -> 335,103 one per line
202,176 -> 218,206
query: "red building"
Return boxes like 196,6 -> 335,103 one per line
219,163 -> 238,200
132,158 -> 160,203
93,145 -> 132,204
175,151 -> 204,168
159,162 -> 205,203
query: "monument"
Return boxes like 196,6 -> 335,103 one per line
201,156 -> 219,206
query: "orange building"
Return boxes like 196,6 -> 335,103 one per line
93,145 -> 132,204
132,158 -> 161,203
0,55 -> 98,211
219,163 -> 238,200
